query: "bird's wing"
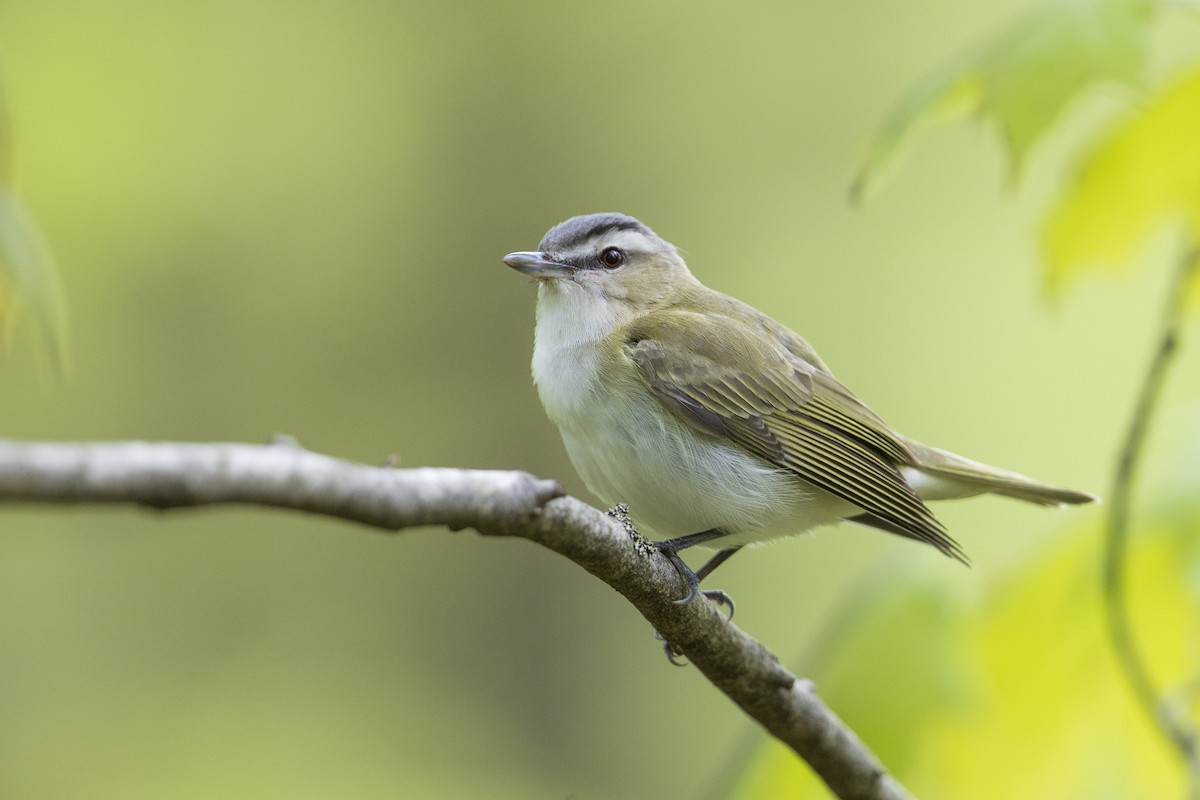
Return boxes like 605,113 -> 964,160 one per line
625,312 -> 964,561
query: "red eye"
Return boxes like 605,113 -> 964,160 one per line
599,247 -> 625,269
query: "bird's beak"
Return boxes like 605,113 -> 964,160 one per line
503,251 -> 575,279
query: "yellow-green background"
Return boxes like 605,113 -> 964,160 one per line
0,2 -> 1197,797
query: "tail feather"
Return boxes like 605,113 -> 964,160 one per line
903,440 -> 1099,507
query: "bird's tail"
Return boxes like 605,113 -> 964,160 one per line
902,440 -> 1099,506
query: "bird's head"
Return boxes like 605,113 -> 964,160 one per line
504,213 -> 696,308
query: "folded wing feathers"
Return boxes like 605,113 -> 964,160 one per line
630,339 -> 964,561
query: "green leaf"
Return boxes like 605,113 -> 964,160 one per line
1043,67 -> 1200,299
0,65 -> 67,370
0,185 -> 68,369
852,0 -> 1151,202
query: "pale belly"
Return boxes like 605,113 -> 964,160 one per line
554,391 -> 859,546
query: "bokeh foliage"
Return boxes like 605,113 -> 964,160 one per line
735,496 -> 1199,798
0,1 -> 1197,798
853,0 -> 1152,200
745,0 -> 1200,794
0,72 -> 66,370
733,532 -> 1200,799
1045,66 -> 1200,302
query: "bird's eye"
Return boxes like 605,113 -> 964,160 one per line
599,247 -> 625,269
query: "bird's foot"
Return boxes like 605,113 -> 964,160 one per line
652,589 -> 736,668
657,585 -> 729,666
651,529 -> 736,605
654,629 -> 688,666
608,512 -> 736,663
654,539 -> 702,605
654,539 -> 738,609
700,589 -> 735,620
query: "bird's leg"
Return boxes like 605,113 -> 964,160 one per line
653,545 -> 740,667
693,546 -> 743,618
653,529 -> 734,606
608,516 -> 741,665
695,545 -> 742,581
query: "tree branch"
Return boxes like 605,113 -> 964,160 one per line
0,438 -> 912,800
1102,246 -> 1200,793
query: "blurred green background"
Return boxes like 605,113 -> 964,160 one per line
0,1 -> 1197,797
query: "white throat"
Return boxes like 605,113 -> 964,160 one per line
530,281 -> 632,423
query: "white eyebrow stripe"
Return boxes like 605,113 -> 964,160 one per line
559,230 -> 658,263
598,229 -> 658,252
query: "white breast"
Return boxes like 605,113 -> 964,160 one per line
530,282 -> 855,545
530,282 -> 623,424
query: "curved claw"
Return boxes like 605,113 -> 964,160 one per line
702,589 -> 735,620
663,640 -> 688,666
653,628 -> 689,666
673,584 -> 700,606
652,596 -> 735,665
654,541 -> 702,604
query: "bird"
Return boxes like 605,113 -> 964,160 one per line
503,212 -> 1097,607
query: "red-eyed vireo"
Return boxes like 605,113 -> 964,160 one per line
504,213 -> 1096,606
